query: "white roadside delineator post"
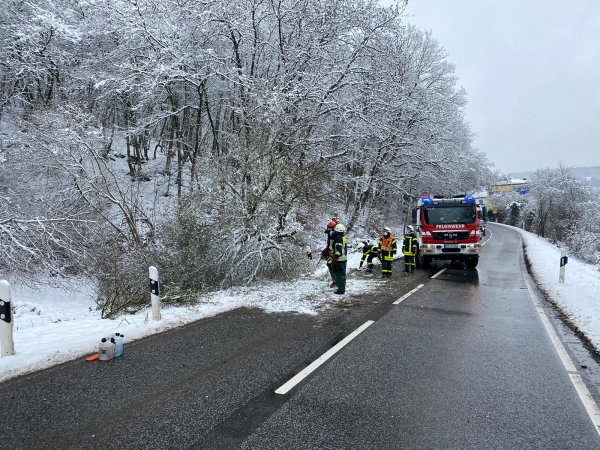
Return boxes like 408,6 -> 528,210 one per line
0,280 -> 15,356
149,266 -> 161,320
559,250 -> 568,284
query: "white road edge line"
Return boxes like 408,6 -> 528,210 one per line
431,268 -> 446,279
274,320 -> 375,395
393,284 -> 424,305
524,275 -> 577,372
569,374 -> 600,435
524,274 -> 600,436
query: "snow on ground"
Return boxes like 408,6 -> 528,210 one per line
0,251 -> 380,383
505,223 -> 600,349
2,228 -> 600,384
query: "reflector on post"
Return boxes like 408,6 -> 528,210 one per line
149,266 -> 161,321
559,250 -> 567,283
0,280 -> 15,357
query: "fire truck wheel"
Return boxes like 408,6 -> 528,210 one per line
465,256 -> 479,269
417,251 -> 431,269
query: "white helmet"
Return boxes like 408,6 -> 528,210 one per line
383,226 -> 391,233
407,225 -> 414,232
334,223 -> 346,233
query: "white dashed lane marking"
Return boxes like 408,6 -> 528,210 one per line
393,284 -> 424,305
431,268 -> 446,279
275,320 -> 375,395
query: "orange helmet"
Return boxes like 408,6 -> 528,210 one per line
327,220 -> 336,228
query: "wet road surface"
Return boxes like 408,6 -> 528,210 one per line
1,223 -> 599,449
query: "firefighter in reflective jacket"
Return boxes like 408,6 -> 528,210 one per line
402,225 -> 418,273
321,220 -> 338,288
378,227 -> 397,278
358,241 -> 379,273
329,223 -> 348,294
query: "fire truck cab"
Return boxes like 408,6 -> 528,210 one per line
412,194 -> 481,269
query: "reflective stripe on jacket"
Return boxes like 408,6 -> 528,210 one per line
402,235 -> 417,256
360,244 -> 378,262
379,235 -> 397,253
329,232 -> 348,261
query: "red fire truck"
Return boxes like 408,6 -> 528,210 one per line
412,194 -> 481,269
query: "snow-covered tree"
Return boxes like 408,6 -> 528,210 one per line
0,0 -> 495,313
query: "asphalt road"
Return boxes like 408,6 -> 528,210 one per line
1,224 -> 599,449
242,224 -> 600,449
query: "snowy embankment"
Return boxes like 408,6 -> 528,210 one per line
0,252 -> 374,383
503,223 -> 600,351
3,228 -> 600,384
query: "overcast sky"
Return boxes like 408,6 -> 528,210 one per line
381,0 -> 600,174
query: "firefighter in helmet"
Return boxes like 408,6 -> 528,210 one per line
402,225 -> 418,273
329,223 -> 348,294
378,226 -> 397,278
321,220 -> 338,287
358,241 -> 379,273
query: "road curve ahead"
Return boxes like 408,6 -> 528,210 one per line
242,224 -> 600,449
1,224 -> 600,449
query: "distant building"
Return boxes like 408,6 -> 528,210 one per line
485,180 -> 530,216
488,179 -> 529,195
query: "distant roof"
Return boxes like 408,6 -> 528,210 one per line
488,180 -> 529,194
